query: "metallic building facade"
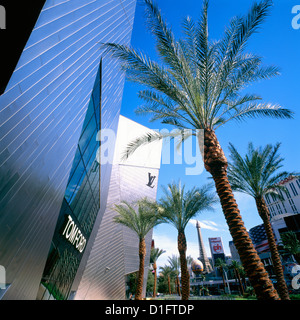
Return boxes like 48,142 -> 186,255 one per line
37,63 -> 102,300
74,116 -> 162,300
0,0 -> 136,300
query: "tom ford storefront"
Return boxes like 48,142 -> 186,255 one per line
0,0 -> 137,300
37,64 -> 102,300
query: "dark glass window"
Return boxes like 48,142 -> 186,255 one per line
290,183 -> 298,197
78,116 -> 97,155
40,60 -> 102,300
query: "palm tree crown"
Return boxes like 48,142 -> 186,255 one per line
150,247 -> 166,265
158,182 -> 216,230
227,142 -> 297,201
114,198 -> 160,239
103,0 -> 293,157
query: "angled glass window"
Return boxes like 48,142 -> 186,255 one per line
40,59 -> 102,300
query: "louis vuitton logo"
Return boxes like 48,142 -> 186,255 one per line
146,172 -> 156,188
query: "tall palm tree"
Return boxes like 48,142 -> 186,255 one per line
280,231 -> 300,265
114,199 -> 161,300
227,142 -> 297,300
168,255 -> 181,296
158,181 -> 216,300
103,0 -> 293,299
150,247 -> 165,297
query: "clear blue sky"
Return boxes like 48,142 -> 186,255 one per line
119,0 -> 300,268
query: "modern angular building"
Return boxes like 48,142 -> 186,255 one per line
0,0 -> 137,300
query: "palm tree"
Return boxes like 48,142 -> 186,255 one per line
280,231 -> 300,265
229,260 -> 245,296
168,255 -> 181,296
114,199 -> 161,300
103,0 -> 293,299
150,247 -> 165,297
227,142 -> 297,300
215,258 -> 227,294
158,181 -> 216,300
159,265 -> 175,295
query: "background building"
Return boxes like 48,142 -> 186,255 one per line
248,175 -> 300,283
73,116 -> 162,300
196,221 -> 213,273
264,176 -> 300,219
229,240 -> 241,263
209,237 -> 226,266
0,0 -> 137,300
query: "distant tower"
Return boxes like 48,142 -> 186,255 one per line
196,220 -> 213,273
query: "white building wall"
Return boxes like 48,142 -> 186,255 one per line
264,177 -> 300,221
74,116 -> 162,300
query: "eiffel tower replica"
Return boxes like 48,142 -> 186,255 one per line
196,220 -> 213,273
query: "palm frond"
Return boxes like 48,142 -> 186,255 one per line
215,103 -> 293,128
114,198 -> 161,239
102,0 -> 292,136
158,181 -> 216,231
228,142 -> 297,199
121,129 -> 196,161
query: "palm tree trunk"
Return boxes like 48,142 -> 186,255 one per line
220,267 -> 226,293
202,129 -> 279,300
235,268 -> 245,296
177,275 -> 181,296
168,275 -> 171,295
135,237 -> 146,300
255,196 -> 290,300
178,230 -> 190,300
153,262 -> 157,297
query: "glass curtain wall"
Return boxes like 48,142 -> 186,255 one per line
39,60 -> 102,300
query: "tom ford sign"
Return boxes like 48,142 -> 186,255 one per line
62,215 -> 86,253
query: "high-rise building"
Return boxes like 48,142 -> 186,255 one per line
0,0 -> 137,300
196,221 -> 213,273
264,176 -> 300,219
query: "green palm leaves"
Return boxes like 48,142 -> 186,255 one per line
103,0 -> 292,135
227,142 -> 297,300
158,182 -> 216,231
227,142 -> 298,201
114,199 -> 161,240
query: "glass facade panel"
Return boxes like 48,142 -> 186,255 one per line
39,61 -> 102,300
78,116 -> 97,155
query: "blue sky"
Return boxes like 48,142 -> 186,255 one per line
119,0 -> 300,268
